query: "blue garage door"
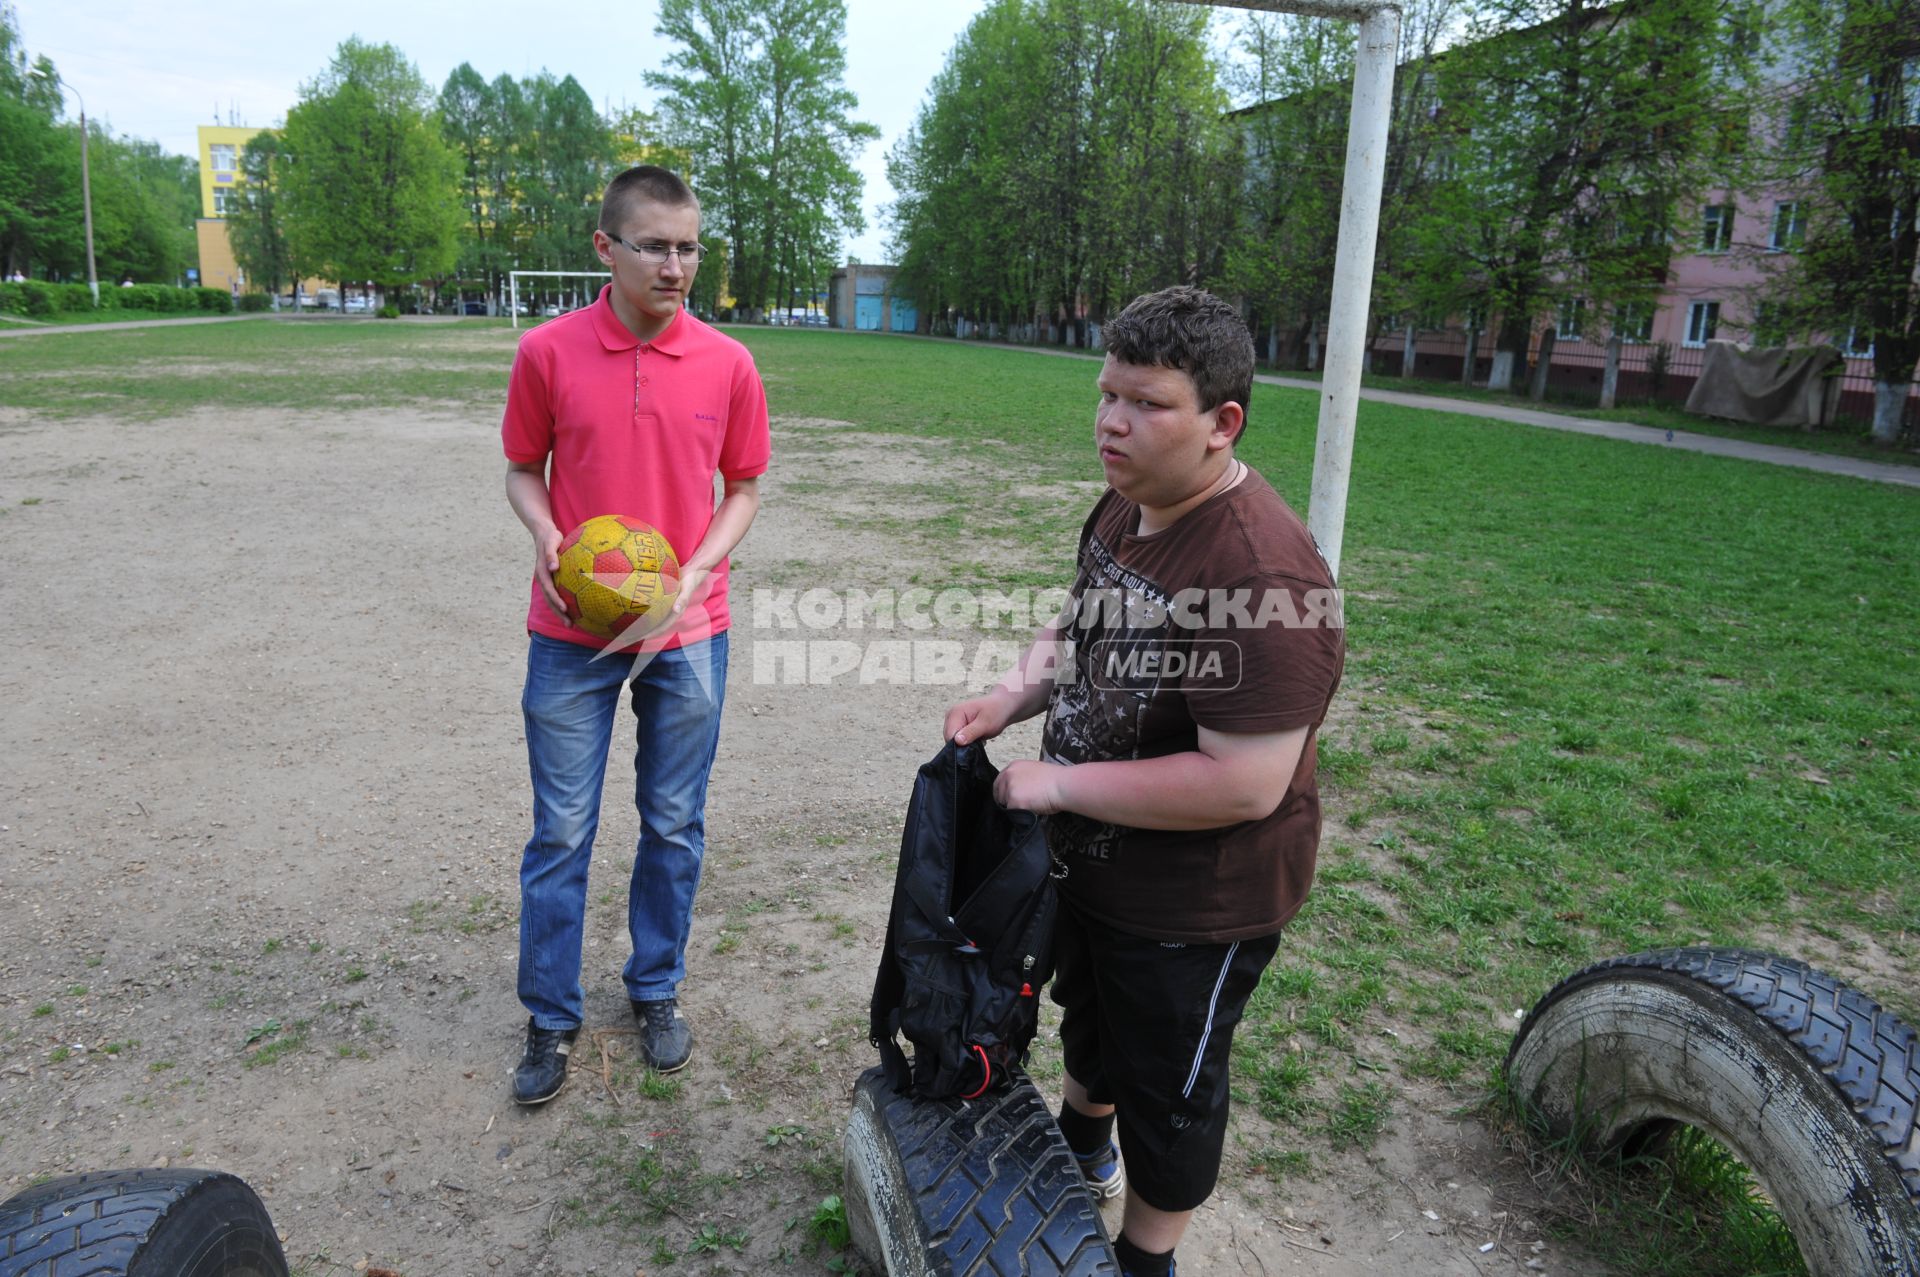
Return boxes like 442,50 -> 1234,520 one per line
889,302 -> 917,333
855,295 -> 883,331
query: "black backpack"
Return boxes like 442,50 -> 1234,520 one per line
869,741 -> 1059,1100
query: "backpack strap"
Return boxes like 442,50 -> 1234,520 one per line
869,867 -> 912,1093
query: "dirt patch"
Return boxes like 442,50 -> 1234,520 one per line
0,403 -> 1610,1275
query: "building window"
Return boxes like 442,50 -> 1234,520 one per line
1616,303 -> 1654,343
1700,204 -> 1734,253
1713,110 -> 1748,157
1685,301 -> 1720,347
1842,326 -> 1875,359
210,143 -> 236,172
1752,302 -> 1789,346
1871,58 -> 1920,126
1555,298 -> 1586,341
1769,202 -> 1804,251
1783,96 -> 1816,153
212,187 -> 232,217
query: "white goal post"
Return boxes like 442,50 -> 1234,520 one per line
508,270 -> 612,330
1184,1 -> 1402,580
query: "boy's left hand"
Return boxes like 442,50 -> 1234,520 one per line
994,759 -> 1068,815
667,565 -> 711,622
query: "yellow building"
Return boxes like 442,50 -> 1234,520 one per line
194,125 -> 323,299
194,125 -> 259,295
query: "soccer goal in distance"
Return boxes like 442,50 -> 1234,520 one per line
508,271 -> 612,330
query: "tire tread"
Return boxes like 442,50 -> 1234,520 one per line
1510,946 -> 1920,1207
870,1072 -> 1118,1276
0,1169 -> 283,1277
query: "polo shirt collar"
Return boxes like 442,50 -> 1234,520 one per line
589,284 -> 690,357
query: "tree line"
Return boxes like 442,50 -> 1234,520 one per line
888,0 -> 1917,445
0,7 -> 199,285
225,0 -> 874,319
2,1 -> 874,318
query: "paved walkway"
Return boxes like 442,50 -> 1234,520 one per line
1260,374 -> 1920,490
929,336 -> 1920,490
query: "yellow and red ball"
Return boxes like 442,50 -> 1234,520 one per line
553,515 -> 681,639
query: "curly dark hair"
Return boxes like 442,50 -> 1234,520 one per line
1102,286 -> 1255,423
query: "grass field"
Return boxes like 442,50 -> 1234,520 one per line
5,319 -> 1915,1274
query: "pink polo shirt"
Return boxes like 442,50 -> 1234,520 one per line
502,287 -> 771,649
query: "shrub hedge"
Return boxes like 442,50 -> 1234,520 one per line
0,281 -> 237,318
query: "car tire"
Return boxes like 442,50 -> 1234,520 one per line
1505,946 -> 1920,1275
844,1066 -> 1119,1276
0,1168 -> 289,1277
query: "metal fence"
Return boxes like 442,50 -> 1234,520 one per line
1362,328 -> 1917,439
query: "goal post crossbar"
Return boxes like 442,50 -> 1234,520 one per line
1182,1 -> 1402,579
508,270 -> 612,330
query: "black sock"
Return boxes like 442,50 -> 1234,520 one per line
1115,1233 -> 1174,1277
1055,1100 -> 1115,1156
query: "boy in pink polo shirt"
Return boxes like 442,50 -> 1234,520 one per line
502,166 -> 770,1105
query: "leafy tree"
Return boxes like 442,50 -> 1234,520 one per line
0,6 -> 199,285
1752,0 -> 1918,444
518,72 -> 615,277
1223,12 -> 1356,366
649,0 -> 877,319
439,62 -> 505,300
227,132 -> 294,297
280,39 -> 461,293
440,65 -> 631,309
1404,0 -> 1748,389
889,0 -> 1236,341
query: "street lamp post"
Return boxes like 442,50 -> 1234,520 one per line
30,67 -> 101,307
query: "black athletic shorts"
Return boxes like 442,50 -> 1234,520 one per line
1050,899 -> 1280,1212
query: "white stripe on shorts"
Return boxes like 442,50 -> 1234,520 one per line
1182,941 -> 1240,1099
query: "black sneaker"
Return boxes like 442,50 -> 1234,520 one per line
631,998 -> 692,1073
511,1019 -> 578,1105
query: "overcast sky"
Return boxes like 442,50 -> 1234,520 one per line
10,0 -> 1000,263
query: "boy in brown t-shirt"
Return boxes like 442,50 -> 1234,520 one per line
945,286 -> 1344,1277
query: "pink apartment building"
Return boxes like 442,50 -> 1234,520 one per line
1374,190 -> 1907,430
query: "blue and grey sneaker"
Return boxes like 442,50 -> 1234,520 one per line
1072,1140 -> 1124,1199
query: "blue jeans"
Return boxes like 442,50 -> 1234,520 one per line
517,631 -> 729,1030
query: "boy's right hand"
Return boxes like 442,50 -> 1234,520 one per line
533,526 -> 571,626
945,690 -> 1013,746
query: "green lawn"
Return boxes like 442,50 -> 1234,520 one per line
742,328 -> 1919,983
0,316 -> 511,418
6,321 -> 1913,1274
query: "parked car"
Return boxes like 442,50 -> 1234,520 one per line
344,296 -> 374,313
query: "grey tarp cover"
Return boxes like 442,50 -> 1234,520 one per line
1684,341 -> 1841,428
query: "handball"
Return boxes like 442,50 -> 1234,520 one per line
553,515 -> 681,639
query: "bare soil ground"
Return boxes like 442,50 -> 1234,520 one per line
0,401 -> 1611,1275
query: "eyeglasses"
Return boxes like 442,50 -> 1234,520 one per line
606,234 -> 705,266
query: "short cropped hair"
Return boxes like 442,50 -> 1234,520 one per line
599,165 -> 699,235
1103,286 -> 1255,423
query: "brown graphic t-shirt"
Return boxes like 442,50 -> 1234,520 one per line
1042,469 -> 1345,942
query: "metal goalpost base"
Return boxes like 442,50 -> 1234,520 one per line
1183,0 -> 1402,580
507,270 -> 613,330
